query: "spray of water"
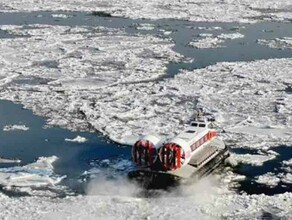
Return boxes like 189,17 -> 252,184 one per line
86,171 -> 221,200
84,172 -> 225,219
85,175 -> 142,197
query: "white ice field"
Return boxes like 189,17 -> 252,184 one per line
0,1 -> 291,219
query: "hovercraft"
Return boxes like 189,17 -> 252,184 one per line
128,113 -> 229,187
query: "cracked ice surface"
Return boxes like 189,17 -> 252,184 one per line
0,24 -> 182,86
0,0 -> 292,23
0,24 -> 292,149
0,24 -> 183,144
173,58 -> 292,149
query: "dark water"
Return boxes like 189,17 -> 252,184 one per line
231,147 -> 292,195
0,100 -> 130,190
0,11 -> 291,195
0,29 -> 15,38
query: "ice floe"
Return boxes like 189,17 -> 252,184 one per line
279,173 -> 292,184
3,124 -> 29,131
0,0 -> 292,23
283,159 -> 292,167
189,32 -> 244,49
189,26 -> 223,31
189,36 -> 224,49
0,156 -> 65,193
257,37 -> 292,49
231,153 -> 276,166
0,157 -> 21,164
282,159 -> 292,173
65,135 -> 87,143
255,172 -> 280,187
218,32 -> 245,40
135,23 -> 155,31
51,13 -> 70,19
253,157 -> 292,187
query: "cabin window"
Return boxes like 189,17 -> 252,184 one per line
195,142 -> 200,148
191,122 -> 198,126
185,130 -> 196,133
199,124 -> 206,127
204,135 -> 207,142
200,138 -> 204,145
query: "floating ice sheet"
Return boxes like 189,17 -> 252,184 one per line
0,156 -> 65,193
218,32 -> 245,40
255,172 -> 280,187
189,32 -> 244,49
279,173 -> 292,184
0,157 -> 21,164
51,13 -> 70,19
283,159 -> 292,167
231,153 -> 276,166
282,159 -> 292,173
3,124 -> 29,131
135,23 -> 155,31
189,36 -> 225,49
65,135 -> 87,143
258,37 -> 292,49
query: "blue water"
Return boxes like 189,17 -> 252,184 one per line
0,100 -> 130,190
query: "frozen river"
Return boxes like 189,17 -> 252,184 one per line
0,10 -> 291,219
